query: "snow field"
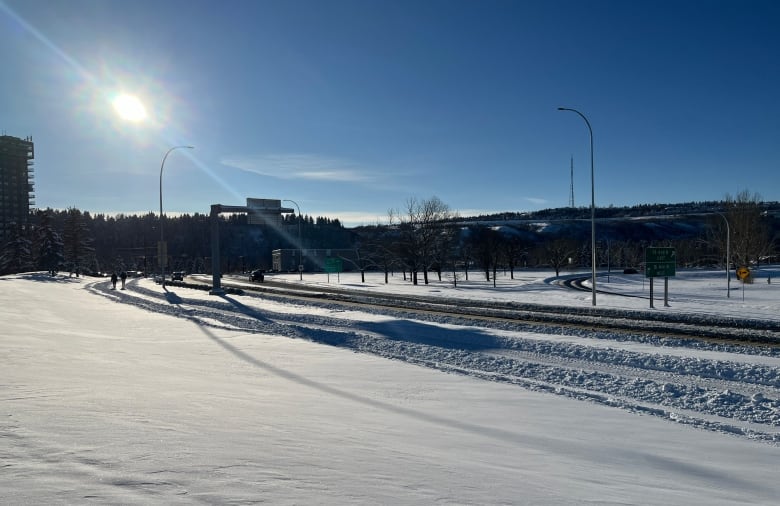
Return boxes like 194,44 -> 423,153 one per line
2,270 -> 780,504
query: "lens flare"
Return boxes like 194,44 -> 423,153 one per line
112,93 -> 147,122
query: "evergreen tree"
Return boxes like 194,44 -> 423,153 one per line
0,223 -> 33,275
34,210 -> 64,275
62,208 -> 94,275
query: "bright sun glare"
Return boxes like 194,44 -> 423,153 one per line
112,93 -> 148,122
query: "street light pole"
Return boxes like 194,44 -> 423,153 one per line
283,199 -> 303,280
715,211 -> 731,298
159,145 -> 194,286
558,107 -> 597,306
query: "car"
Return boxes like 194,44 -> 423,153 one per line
250,269 -> 264,282
171,271 -> 185,281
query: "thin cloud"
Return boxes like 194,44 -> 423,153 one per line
222,154 -> 375,183
296,170 -> 367,181
525,197 -> 549,205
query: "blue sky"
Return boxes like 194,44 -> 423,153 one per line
1,0 -> 778,226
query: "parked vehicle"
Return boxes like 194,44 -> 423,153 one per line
171,271 -> 185,281
250,269 -> 265,282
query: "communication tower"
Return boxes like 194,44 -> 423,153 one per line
568,156 -> 575,208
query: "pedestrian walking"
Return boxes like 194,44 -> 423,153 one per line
120,271 -> 127,289
111,272 -> 118,289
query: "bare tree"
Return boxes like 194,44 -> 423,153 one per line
725,190 -> 772,270
391,196 -> 454,285
430,217 -> 460,282
545,238 -> 577,277
502,234 -> 527,279
452,228 -> 474,281
357,222 -> 399,284
471,227 -> 504,286
418,197 -> 454,284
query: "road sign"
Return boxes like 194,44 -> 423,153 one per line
645,247 -> 676,278
736,266 -> 750,280
324,257 -> 342,273
646,263 -> 676,277
246,198 -> 294,226
646,247 -> 676,263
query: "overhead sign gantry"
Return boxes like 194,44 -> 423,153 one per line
209,198 -> 293,295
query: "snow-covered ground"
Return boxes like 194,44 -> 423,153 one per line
2,267 -> 779,505
258,265 -> 780,322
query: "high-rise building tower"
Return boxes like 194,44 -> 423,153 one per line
0,135 -> 35,242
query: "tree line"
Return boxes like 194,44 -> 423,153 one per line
0,208 -> 352,276
351,191 -> 777,286
1,191 -> 776,282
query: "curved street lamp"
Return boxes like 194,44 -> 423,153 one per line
159,145 -> 194,286
558,107 -> 597,306
283,199 -> 303,281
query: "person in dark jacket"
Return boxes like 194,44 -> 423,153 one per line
120,271 -> 127,289
111,272 -> 118,289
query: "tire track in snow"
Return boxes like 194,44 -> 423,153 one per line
86,279 -> 780,445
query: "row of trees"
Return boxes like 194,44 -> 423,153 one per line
0,209 -> 91,276
709,190 -> 775,269
350,191 -> 776,286
0,208 -> 352,276
1,191 -> 776,282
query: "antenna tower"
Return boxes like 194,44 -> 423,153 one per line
568,156 -> 575,208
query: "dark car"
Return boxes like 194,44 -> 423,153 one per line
171,271 -> 185,281
250,269 -> 264,282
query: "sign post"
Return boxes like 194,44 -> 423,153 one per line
645,247 -> 676,308
157,241 -> 168,269
736,266 -> 750,301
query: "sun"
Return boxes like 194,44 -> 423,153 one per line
112,93 -> 148,122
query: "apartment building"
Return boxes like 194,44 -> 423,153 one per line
0,135 -> 35,242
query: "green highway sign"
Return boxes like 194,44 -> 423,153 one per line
646,262 -> 676,277
646,247 -> 676,263
324,257 -> 342,273
645,247 -> 676,278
